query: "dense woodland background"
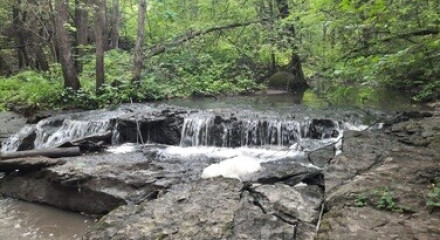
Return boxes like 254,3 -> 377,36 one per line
0,0 -> 438,110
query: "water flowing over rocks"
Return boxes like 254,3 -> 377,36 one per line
0,104 -> 439,239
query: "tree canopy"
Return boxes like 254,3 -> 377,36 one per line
0,0 -> 438,110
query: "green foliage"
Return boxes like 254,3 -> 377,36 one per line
0,49 -> 262,111
427,178 -> 440,208
1,0 -> 439,111
354,194 -> 368,207
0,68 -> 63,111
354,188 -> 411,213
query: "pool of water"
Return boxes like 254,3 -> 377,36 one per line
0,197 -> 95,240
165,86 -> 422,113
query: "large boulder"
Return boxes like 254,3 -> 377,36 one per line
268,71 -> 309,92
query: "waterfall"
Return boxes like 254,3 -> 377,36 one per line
0,126 -> 35,153
179,115 -> 340,148
1,118 -> 113,153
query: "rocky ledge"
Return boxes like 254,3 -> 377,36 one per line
0,110 -> 439,239
317,115 -> 440,239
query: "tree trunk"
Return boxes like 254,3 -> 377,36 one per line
95,0 -> 106,92
0,53 -> 13,76
12,0 -> 30,69
109,0 -> 120,49
275,0 -> 305,84
0,147 -> 81,160
28,0 -> 49,71
103,0 -> 110,50
132,0 -> 147,84
34,35 -> 49,71
75,0 -> 89,73
55,0 -> 81,91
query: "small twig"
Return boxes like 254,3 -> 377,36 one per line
130,98 -> 145,149
316,203 -> 325,234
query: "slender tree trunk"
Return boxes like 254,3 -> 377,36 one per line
75,0 -> 89,73
34,31 -> 49,71
95,0 -> 106,92
12,0 -> 30,69
28,0 -> 49,71
109,0 -> 120,49
55,0 -> 81,91
48,0 -> 59,63
103,0 -> 110,50
132,0 -> 147,84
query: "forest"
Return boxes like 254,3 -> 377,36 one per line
0,0 -> 439,111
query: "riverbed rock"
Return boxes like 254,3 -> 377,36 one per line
317,115 -> 440,240
86,179 -> 322,240
308,144 -> 334,168
244,159 -> 322,186
250,183 -> 323,223
86,179 -> 242,240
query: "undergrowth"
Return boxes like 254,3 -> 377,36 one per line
0,50 -> 264,111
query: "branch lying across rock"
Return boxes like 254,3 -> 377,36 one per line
0,147 -> 81,160
0,157 -> 65,173
145,19 -> 268,58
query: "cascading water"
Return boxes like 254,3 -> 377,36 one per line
1,118 -> 113,153
178,115 -> 343,148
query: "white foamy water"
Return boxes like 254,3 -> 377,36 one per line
156,145 -> 306,162
201,156 -> 262,179
106,143 -> 138,154
343,122 -> 369,131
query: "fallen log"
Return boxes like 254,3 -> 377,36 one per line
56,131 -> 112,152
0,147 -> 81,160
0,157 -> 65,173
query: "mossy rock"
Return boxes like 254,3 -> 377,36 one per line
268,71 -> 308,91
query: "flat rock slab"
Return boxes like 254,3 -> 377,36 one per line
86,179 -> 243,240
85,179 -> 321,240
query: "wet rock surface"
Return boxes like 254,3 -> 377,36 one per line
0,112 -> 27,146
1,105 -> 439,239
317,114 -> 440,240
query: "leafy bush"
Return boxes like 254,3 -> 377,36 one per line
0,49 -> 263,111
0,69 -> 63,110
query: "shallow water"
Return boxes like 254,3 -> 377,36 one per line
165,87 -> 421,113
0,198 -> 94,240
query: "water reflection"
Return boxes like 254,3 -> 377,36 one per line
166,84 -> 419,112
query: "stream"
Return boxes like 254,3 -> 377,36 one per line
0,197 -> 94,240
0,88 -> 425,240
